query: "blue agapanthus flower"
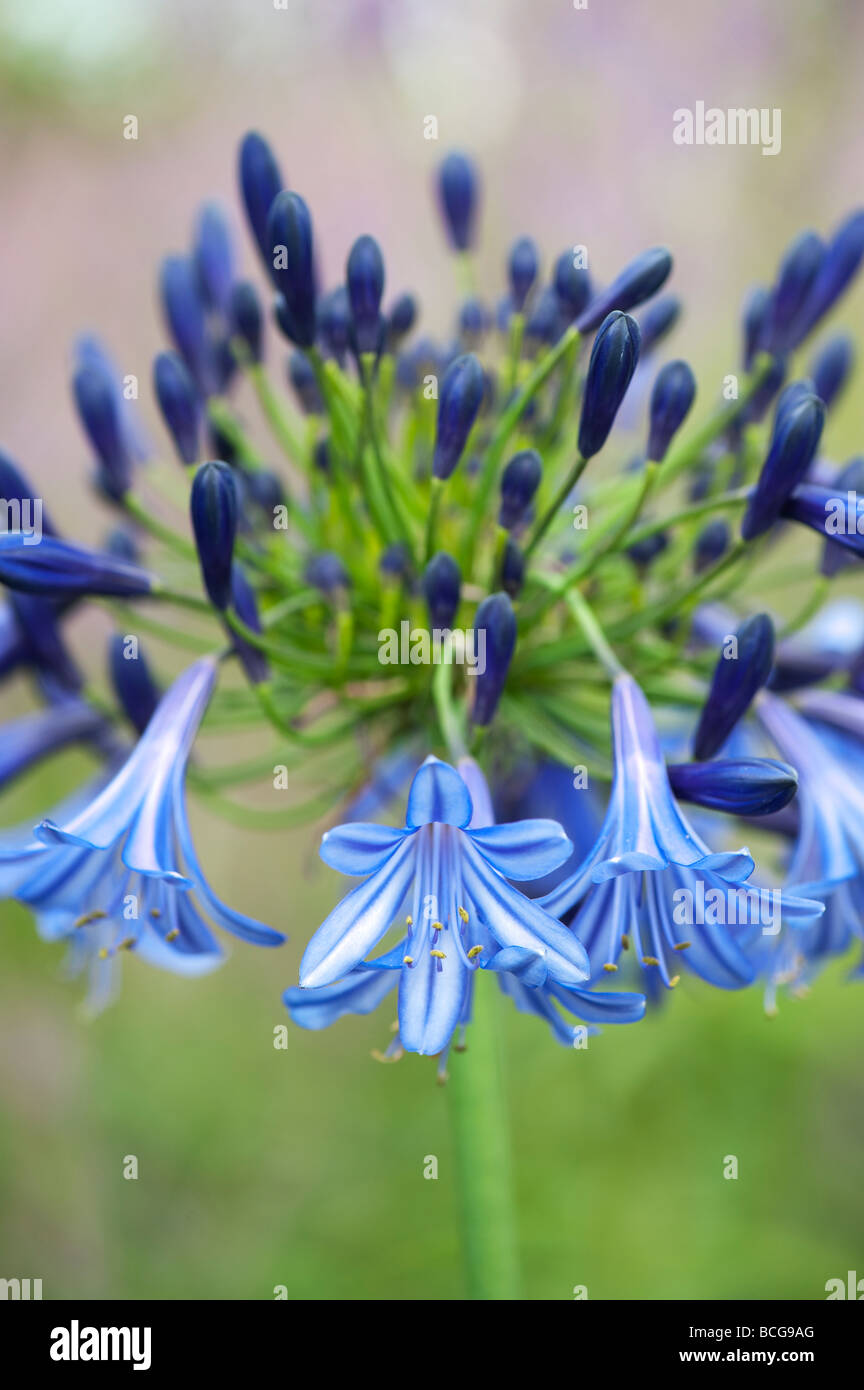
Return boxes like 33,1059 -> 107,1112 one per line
0,656 -> 283,1009
286,755 -> 644,1060
538,673 -> 823,989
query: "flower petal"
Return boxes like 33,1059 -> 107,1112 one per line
319,822 -> 409,876
285,969 -> 398,1030
300,837 -> 417,987
405,756 -> 472,828
469,819 -> 573,880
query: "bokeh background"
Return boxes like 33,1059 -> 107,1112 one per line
1,0 -> 863,1300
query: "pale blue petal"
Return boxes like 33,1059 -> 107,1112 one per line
468,819 -> 573,880
320,822 -> 409,876
300,837 -> 417,987
406,756 -> 472,828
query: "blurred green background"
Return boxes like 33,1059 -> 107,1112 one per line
1,0 -> 863,1300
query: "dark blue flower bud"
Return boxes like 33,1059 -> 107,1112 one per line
230,281 -> 264,363
741,354 -> 787,425
228,562 -> 270,684
72,363 -> 132,500
194,202 -> 235,316
108,632 -> 160,734
388,293 -> 417,347
820,456 -> 864,577
4,591 -> 80,689
741,394 -> 825,540
525,286 -> 565,346
647,359 -> 696,462
577,248 -> 672,333
809,334 -> 854,410
422,552 -> 461,629
637,294 -> 681,355
160,254 -> 215,395
0,534 -> 153,598
498,449 -> 542,530
75,335 -> 151,464
471,592 -> 516,727
763,231 -> 824,354
577,311 -> 641,460
313,437 -> 331,476
773,377 -> 816,433
103,526 -> 140,564
317,287 -> 350,362
668,757 -> 797,817
458,297 -> 491,343
437,151 -> 478,252
496,294 -> 513,332
627,530 -> 668,570
266,191 -> 317,349
244,466 -> 287,516
693,518 -> 729,573
153,350 -> 200,466
692,613 -> 775,760
794,209 -> 864,342
432,353 -> 485,480
238,130 -> 284,265
379,542 -> 412,582
553,251 -> 591,319
190,461 -> 238,610
500,539 -> 525,598
0,450 -> 58,536
781,481 -> 864,556
508,237 -> 539,312
347,234 -> 385,356
288,351 -> 323,414
305,551 -> 350,597
741,286 -> 771,371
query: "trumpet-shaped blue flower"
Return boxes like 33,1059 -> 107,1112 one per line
539,674 -> 822,989
0,657 -> 283,1008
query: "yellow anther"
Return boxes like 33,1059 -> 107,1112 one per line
150,908 -> 162,919
467,945 -> 483,959
458,906 -> 469,923
165,928 -> 180,942
74,910 -> 107,929
621,934 -> 630,950
431,921 -> 443,932
669,974 -> 680,988
603,962 -> 618,973
642,955 -> 659,966
118,937 -> 136,951
405,915 -> 413,926
674,940 -> 691,951
430,949 -> 446,959
371,1048 -> 403,1064
98,948 -> 109,959
403,955 -> 414,966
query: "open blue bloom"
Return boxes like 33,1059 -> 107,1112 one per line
539,674 -> 822,989
0,657 -> 283,1009
288,756 -> 643,1060
296,755 -> 597,1054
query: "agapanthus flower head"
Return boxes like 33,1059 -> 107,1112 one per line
539,673 -> 821,989
238,130 -> 284,266
190,461 -> 238,611
72,361 -> 132,501
437,151 -> 478,252
0,658 -> 283,1010
0,534 -> 154,600
553,250 -> 591,320
692,613 -> 775,760
646,359 -> 696,462
762,230 -> 824,354
194,201 -> 235,316
637,293 -> 681,355
153,350 -> 201,466
422,551 -> 461,629
230,280 -> 264,363
471,592 -> 516,727
577,247 -> 672,333
108,633 -> 160,736
266,190 -> 317,349
577,311 -> 641,460
498,448 -> 542,531
741,393 -> 825,540
508,237 -> 539,312
347,234 -> 386,356
432,352 -> 485,480
809,333 -> 854,409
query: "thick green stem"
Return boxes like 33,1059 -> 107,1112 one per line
448,974 -> 520,1300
